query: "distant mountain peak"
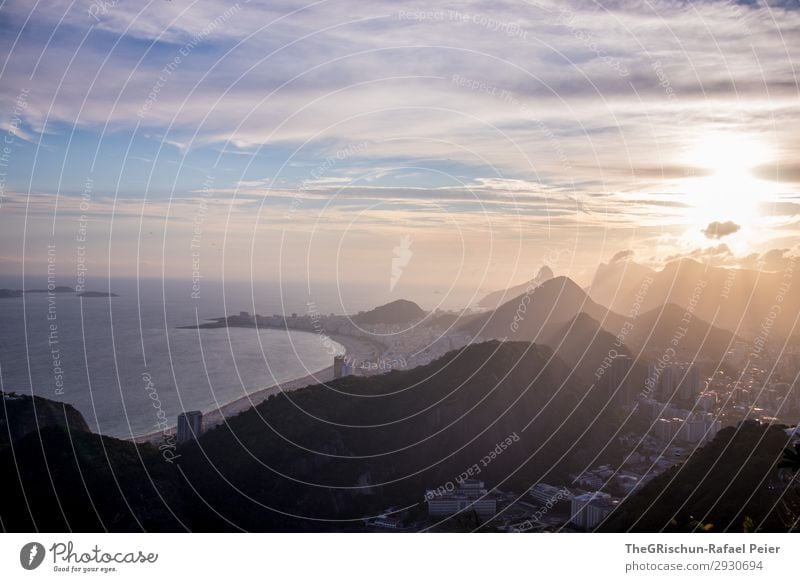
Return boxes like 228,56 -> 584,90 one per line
476,265 -> 554,308
352,299 -> 426,325
462,274 -> 627,342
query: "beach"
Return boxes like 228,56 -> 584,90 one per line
132,331 -> 384,444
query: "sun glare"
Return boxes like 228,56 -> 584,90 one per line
681,133 -> 776,242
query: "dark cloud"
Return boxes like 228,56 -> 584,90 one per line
753,163 -> 800,183
617,199 -> 691,208
703,220 -> 741,239
759,201 -> 800,216
739,248 -> 797,271
666,246 -> 798,272
622,165 -> 714,180
665,244 -> 733,263
609,249 -> 635,263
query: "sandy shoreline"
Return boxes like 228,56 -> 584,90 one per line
131,330 -> 383,444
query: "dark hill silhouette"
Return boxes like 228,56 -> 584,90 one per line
587,256 -> 655,311
542,313 -> 647,405
0,427 -> 184,531
461,276 -> 627,342
0,342 -> 630,531
624,302 -> 736,364
352,299 -> 425,325
592,258 -> 798,342
600,422 -> 795,532
0,392 -> 89,448
179,341 -> 627,531
477,265 -> 554,309
544,312 -> 630,375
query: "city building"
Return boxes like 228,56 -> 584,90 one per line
176,410 -> 203,444
570,492 -> 618,529
696,392 -> 717,412
645,364 -> 659,396
654,417 -> 681,441
660,366 -> 675,399
609,355 -> 633,404
366,508 -> 407,530
572,472 -> 603,490
529,483 -> 572,504
426,480 -> 498,519
678,365 -> 703,400
639,398 -> 662,420
679,413 -> 721,444
615,473 -> 642,494
333,355 -> 353,378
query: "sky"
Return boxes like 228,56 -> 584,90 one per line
0,0 -> 798,306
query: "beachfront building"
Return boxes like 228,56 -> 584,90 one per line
176,410 -> 203,444
333,355 -> 353,378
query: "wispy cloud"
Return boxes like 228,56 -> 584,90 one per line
1,0 -> 799,286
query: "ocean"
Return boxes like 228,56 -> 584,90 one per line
0,278 -> 350,439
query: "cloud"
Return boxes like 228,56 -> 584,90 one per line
703,220 -> 741,239
754,162 -> 800,183
605,165 -> 714,180
739,248 -> 798,271
664,245 -> 799,272
2,0 -> 800,185
1,0 -> 800,286
609,249 -> 635,263
665,244 -> 733,263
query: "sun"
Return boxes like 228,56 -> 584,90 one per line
680,133 -> 776,242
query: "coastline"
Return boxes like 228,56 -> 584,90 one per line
131,330 -> 384,444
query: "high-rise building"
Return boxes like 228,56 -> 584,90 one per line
645,364 -> 659,397
679,413 -> 721,444
792,381 -> 800,413
609,355 -> 632,405
176,410 -> 203,444
333,355 -> 351,378
660,366 -> 675,400
689,365 -> 703,393
678,365 -> 703,400
639,398 -> 662,421
570,492 -> 618,530
654,417 -> 681,441
696,392 -> 717,412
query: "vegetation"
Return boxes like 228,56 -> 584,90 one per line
600,422 -> 796,532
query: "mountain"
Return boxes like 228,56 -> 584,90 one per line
587,257 -> 655,311
544,313 -> 628,374
541,313 -> 649,405
600,422 -> 795,532
24,286 -> 75,294
594,258 -> 799,342
624,303 -> 737,364
178,341 -> 625,531
0,427 -> 184,531
477,265 -> 554,309
352,299 -> 426,325
0,342 -> 629,531
0,392 -> 90,449
461,274 -> 735,374
0,393 -> 183,531
461,276 -> 627,342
